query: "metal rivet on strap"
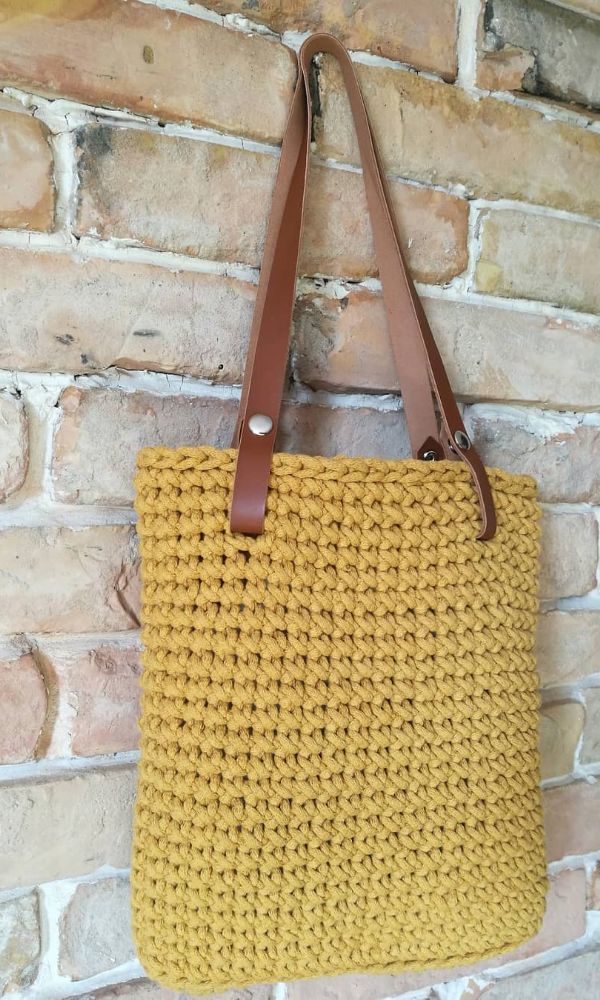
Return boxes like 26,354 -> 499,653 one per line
422,450 -> 439,461
453,430 -> 471,451
248,413 -> 273,436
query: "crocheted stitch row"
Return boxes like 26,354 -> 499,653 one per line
132,447 -> 546,994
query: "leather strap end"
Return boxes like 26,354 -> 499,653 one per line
229,428 -> 273,534
460,445 -> 497,541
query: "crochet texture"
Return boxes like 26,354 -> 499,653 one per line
132,446 -> 547,994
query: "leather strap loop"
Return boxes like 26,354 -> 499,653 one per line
229,32 -> 496,541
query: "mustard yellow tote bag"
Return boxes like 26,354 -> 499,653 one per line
132,32 -> 546,996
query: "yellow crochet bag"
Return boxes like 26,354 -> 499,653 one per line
132,33 -> 546,995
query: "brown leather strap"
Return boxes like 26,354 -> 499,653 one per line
229,32 -> 496,541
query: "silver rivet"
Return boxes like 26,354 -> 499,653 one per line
422,450 -> 439,461
248,413 -> 273,436
453,430 -> 471,451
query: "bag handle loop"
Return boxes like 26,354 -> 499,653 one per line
229,32 -> 496,541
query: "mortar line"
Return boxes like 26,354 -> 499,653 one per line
0,231 -> 599,330
0,867 -> 133,906
2,30 -> 599,144
4,366 -> 600,423
456,0 -> 480,91
545,0 -> 600,22
542,678 -> 600,702
0,631 -> 141,661
470,197 -> 600,229
463,199 -> 482,293
472,84 -> 600,132
49,132 -> 78,237
5,83 -> 600,222
0,750 -> 140,785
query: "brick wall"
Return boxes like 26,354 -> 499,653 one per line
0,1 -> 599,998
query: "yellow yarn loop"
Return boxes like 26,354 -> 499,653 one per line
132,447 -> 546,995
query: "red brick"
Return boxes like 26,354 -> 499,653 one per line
0,526 -> 139,634
467,414 -> 600,503
0,248 -> 254,379
539,512 -> 598,601
75,125 -> 468,284
544,780 -> 600,861
59,877 -> 133,980
475,948 -> 600,998
0,1 -> 295,143
0,654 -> 47,764
51,387 -> 237,506
0,108 -> 53,231
537,611 -> 600,687
79,978 -> 270,999
563,0 -> 600,14
591,863 -> 600,909
476,209 -> 600,315
481,0 -> 600,110
581,689 -> 600,766
196,0 -> 458,78
0,892 -> 41,994
0,391 -> 28,501
49,644 -> 141,757
0,767 -> 136,889
51,386 -> 410,506
294,287 -> 600,408
540,702 -> 584,779
317,58 -> 600,217
477,46 -> 536,92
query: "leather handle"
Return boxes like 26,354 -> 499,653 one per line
229,32 -> 496,541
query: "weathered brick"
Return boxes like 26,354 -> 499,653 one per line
196,0 -> 457,78
2,251 -> 600,408
581,689 -> 600,766
51,387 -> 237,505
317,58 -> 600,216
0,653 -> 47,764
0,390 -> 28,501
294,287 -> 600,408
0,892 -> 40,994
286,870 -> 585,999
482,0 -> 600,109
476,210 -> 600,315
0,1 -> 295,144
48,643 -> 141,757
74,126 -> 276,264
300,165 -> 468,284
51,386 -> 410,506
467,412 -> 600,503
76,125 -> 467,284
477,45 -> 536,92
537,612 -> 600,686
59,877 -> 134,980
473,948 -> 600,998
565,0 -> 600,14
540,701 -> 585,780
544,780 -> 600,861
591,864 -> 600,909
0,766 -> 135,889
277,399 -> 410,465
79,978 -> 271,999
0,108 -> 53,231
539,512 -> 598,601
0,526 -> 139,634
0,249 -> 254,379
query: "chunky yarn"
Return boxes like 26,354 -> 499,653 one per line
132,446 -> 546,995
